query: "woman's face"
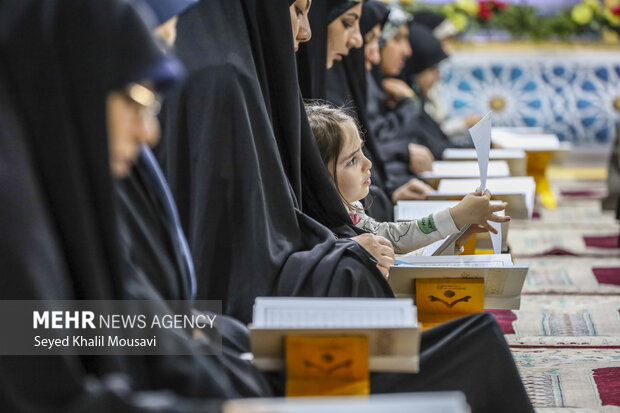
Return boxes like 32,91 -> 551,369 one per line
379,24 -> 411,77
326,3 -> 363,69
106,83 -> 160,178
290,0 -> 312,52
364,24 -> 381,71
416,66 -> 441,97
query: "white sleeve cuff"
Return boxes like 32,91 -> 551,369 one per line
433,208 -> 459,238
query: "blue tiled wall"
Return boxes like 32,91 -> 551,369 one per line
439,50 -> 620,144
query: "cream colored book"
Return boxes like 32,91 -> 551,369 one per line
490,128 -> 572,163
421,161 -> 510,188
223,392 -> 471,413
389,254 -> 529,310
442,148 -> 527,176
248,298 -> 420,372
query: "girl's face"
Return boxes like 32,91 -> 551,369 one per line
106,83 -> 161,178
326,3 -> 363,69
380,24 -> 411,77
364,24 -> 381,71
290,0 -> 312,52
328,120 -> 372,204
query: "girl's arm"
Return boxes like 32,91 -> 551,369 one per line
350,204 -> 458,254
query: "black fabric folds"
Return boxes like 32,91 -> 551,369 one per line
162,0 -> 393,323
0,0 -> 265,410
115,165 -> 193,301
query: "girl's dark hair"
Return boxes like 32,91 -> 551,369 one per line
305,100 -> 363,211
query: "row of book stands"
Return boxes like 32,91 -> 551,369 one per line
227,125 -> 566,411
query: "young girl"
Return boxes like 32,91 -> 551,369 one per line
306,102 -> 510,254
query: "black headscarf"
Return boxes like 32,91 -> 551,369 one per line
162,0 -> 392,323
413,10 -> 445,31
360,0 -> 390,35
402,22 -> 448,84
328,0 -> 390,116
297,0 -> 361,100
413,10 -> 458,41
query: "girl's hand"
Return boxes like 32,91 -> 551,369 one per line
454,224 -> 489,250
449,189 -> 511,233
351,233 -> 395,279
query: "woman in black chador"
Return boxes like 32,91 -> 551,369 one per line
161,0 -> 395,324
0,0 -> 270,410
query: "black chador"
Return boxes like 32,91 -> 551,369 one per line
0,0 -> 267,410
160,0 -> 393,324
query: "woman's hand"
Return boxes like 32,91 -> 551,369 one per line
382,77 -> 415,108
464,113 -> 483,128
391,178 -> 434,203
351,233 -> 395,279
408,143 -> 434,173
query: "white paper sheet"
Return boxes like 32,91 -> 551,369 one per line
396,253 -> 514,267
489,220 -> 502,254
469,111 -> 492,191
422,239 -> 443,256
430,113 -> 493,256
252,298 -> 417,328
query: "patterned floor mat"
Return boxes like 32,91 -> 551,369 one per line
488,296 -> 620,345
508,229 -> 620,257
513,258 -> 620,295
512,349 -> 620,411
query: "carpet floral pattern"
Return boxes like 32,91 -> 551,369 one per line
492,172 -> 620,412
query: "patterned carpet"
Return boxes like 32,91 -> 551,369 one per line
492,167 -> 620,412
